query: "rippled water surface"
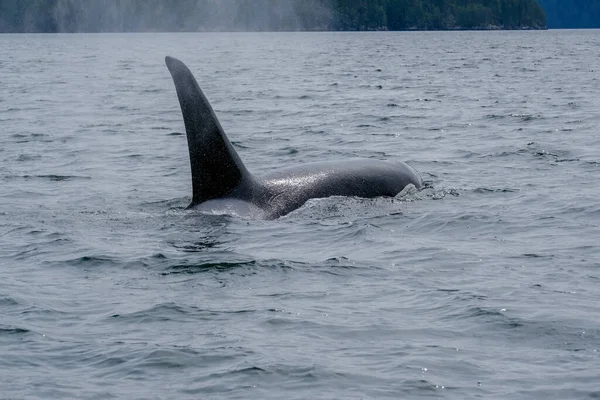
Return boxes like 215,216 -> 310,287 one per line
2,31 -> 600,399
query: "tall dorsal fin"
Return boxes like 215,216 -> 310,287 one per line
165,56 -> 253,205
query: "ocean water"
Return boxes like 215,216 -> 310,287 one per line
1,30 -> 600,399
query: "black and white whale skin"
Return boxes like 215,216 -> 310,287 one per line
165,56 -> 422,219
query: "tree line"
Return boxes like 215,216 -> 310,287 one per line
333,0 -> 546,30
0,0 -> 547,33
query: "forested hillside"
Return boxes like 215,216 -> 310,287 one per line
0,0 -> 547,32
334,0 -> 546,30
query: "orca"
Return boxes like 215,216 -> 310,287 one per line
165,56 -> 422,219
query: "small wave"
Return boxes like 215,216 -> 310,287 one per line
169,238 -> 223,253
277,146 -> 298,155
111,105 -> 137,111
230,140 -> 250,149
109,303 -> 192,322
63,255 -> 119,268
522,253 -> 554,259
417,187 -> 459,201
518,67 -> 539,72
10,132 -> 50,140
395,183 -> 421,200
82,123 -> 121,128
402,378 -> 447,393
510,113 -> 540,122
161,260 -> 257,275
137,348 -> 202,369
473,187 -> 518,194
0,296 -> 19,306
465,306 -> 524,328
320,256 -> 361,270
3,174 -> 91,182
16,154 -> 41,162
109,303 -> 257,323
0,326 -> 30,335
181,366 -> 267,395
555,158 -> 580,163
39,174 -> 91,181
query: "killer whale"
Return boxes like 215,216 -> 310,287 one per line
165,56 -> 422,219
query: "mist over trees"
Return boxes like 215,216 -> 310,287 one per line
0,0 -> 547,33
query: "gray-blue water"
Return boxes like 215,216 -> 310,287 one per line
1,31 -> 600,399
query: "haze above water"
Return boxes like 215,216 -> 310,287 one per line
1,31 -> 599,399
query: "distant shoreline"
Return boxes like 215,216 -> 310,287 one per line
0,26 -> 548,34
0,0 -> 548,33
